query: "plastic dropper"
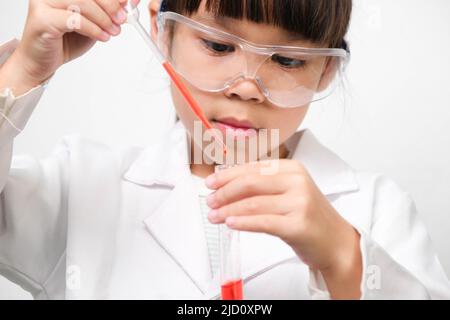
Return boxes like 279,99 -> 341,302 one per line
125,2 -> 227,156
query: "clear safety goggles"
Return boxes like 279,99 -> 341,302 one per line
155,10 -> 350,108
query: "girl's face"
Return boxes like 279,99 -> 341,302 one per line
149,0 -> 330,165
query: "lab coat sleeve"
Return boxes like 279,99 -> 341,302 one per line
0,39 -> 67,298
308,175 -> 450,300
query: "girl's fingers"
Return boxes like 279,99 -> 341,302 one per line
52,8 -> 110,42
207,173 -> 302,209
207,160 -> 305,190
48,0 -> 122,36
75,0 -> 121,36
208,194 -> 296,224
225,214 -> 287,237
94,0 -> 128,24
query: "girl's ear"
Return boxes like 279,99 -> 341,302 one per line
316,57 -> 339,93
149,0 -> 161,42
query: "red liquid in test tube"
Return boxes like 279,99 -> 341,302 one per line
221,279 -> 243,300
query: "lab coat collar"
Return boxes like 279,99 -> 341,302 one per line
123,121 -> 191,188
286,129 -> 360,196
122,121 -> 359,298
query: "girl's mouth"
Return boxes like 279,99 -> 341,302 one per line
212,118 -> 259,138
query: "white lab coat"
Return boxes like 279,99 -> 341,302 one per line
1,39 -> 450,300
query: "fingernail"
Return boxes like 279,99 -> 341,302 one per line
205,174 -> 216,188
114,8 -> 127,24
100,31 -> 111,41
107,24 -> 121,36
226,217 -> 236,227
208,210 -> 220,222
206,193 -> 218,208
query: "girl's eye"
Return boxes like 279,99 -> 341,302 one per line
201,39 -> 235,54
272,54 -> 306,69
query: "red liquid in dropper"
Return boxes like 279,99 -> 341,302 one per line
221,279 -> 243,300
163,62 -> 227,156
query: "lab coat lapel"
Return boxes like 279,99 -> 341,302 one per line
123,121 -> 212,294
143,177 -> 213,294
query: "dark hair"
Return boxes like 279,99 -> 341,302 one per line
163,0 -> 352,48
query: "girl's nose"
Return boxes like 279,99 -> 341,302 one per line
223,77 -> 266,104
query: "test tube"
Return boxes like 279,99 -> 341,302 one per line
215,164 -> 244,300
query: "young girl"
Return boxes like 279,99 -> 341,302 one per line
0,0 -> 449,300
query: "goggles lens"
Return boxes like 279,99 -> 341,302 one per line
157,12 -> 348,108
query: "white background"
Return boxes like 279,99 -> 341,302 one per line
0,0 -> 449,299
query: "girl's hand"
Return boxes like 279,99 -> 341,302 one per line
205,160 -> 363,299
0,0 -> 140,95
